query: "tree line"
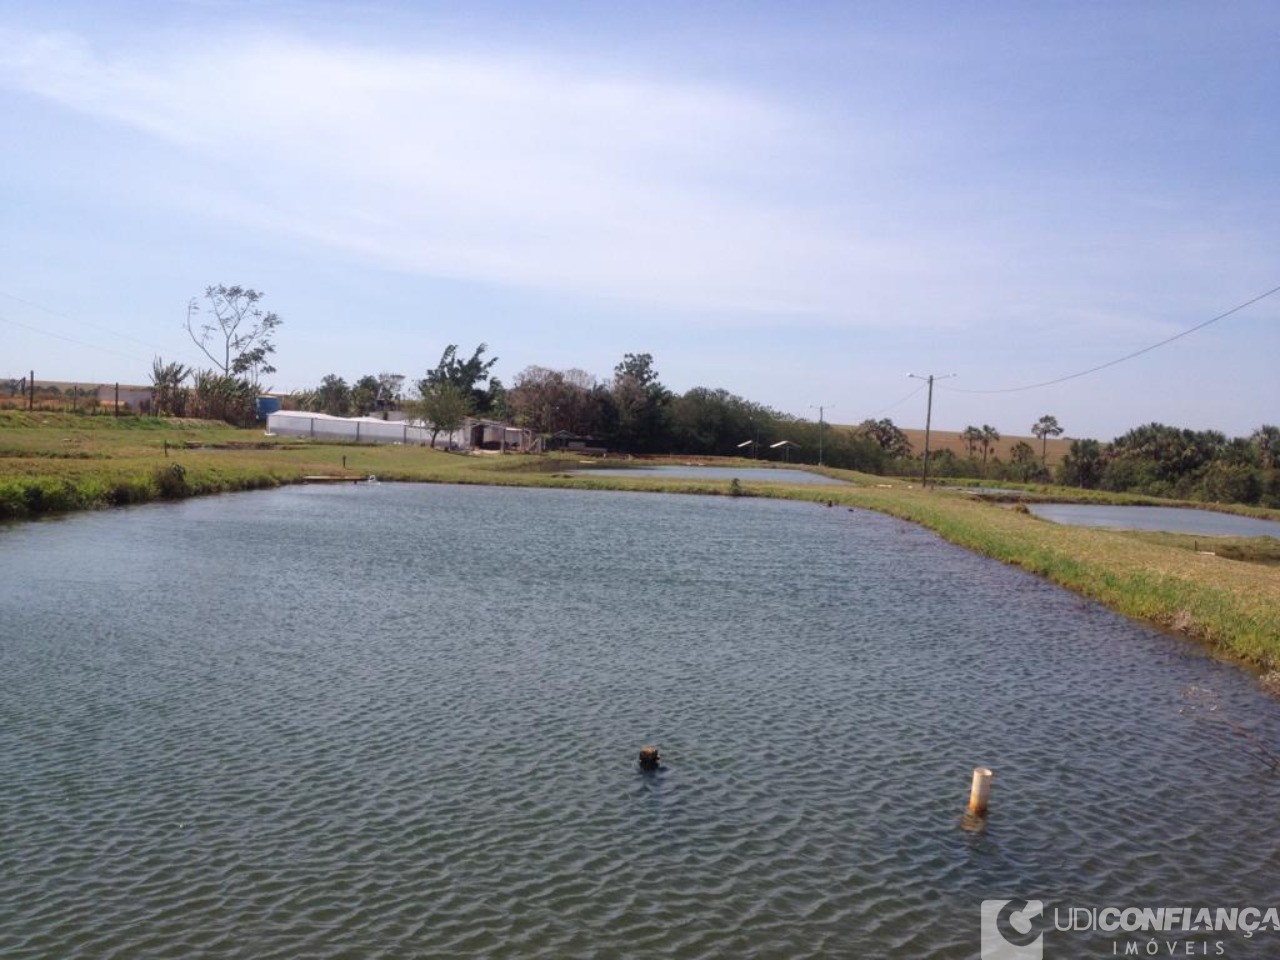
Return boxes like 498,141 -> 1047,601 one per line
286,348 -> 1280,506
147,289 -> 1277,508
888,415 -> 1279,508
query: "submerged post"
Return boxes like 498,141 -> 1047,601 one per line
968,766 -> 993,816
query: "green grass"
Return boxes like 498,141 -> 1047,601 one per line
4,411 -> 1279,671
921,475 -> 1280,521
1113,530 -> 1280,567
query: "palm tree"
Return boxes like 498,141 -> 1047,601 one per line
149,357 -> 191,417
961,425 -> 983,458
1252,425 -> 1280,470
1032,415 -> 1064,464
980,424 -> 1001,465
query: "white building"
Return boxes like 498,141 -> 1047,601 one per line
265,411 -> 535,451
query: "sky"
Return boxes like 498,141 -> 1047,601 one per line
1,0 -> 1276,440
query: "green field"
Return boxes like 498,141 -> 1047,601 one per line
4,411 -> 1279,673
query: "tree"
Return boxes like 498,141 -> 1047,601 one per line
420,344 -> 499,413
149,357 -> 191,417
609,352 -> 671,453
507,366 -> 604,437
980,424 -> 1001,465
350,375 -> 380,416
376,372 -> 406,411
1008,440 -> 1040,482
416,381 -> 473,448
669,387 -> 778,457
484,377 -> 509,421
856,419 -> 912,458
185,285 -> 283,389
189,369 -> 253,424
961,426 -> 983,458
315,374 -> 351,416
1252,425 -> 1280,470
1057,438 -> 1105,489
615,352 -> 661,388
1031,414 -> 1064,464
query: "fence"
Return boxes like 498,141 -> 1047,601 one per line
2,376 -> 144,414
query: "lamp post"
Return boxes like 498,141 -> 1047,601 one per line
907,373 -> 955,488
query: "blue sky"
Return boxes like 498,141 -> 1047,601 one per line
1,0 -> 1276,440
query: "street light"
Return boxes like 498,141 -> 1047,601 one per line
907,373 -> 955,488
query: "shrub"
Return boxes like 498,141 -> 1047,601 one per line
155,462 -> 189,499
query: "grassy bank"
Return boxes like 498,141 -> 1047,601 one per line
4,412 -> 1279,670
825,482 -> 1280,667
914,476 -> 1280,521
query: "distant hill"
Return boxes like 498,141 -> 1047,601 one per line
835,424 -> 1073,466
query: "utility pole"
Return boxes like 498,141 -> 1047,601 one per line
907,373 -> 954,488
810,404 -> 834,466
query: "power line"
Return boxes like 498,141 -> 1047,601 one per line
945,282 -> 1280,395
862,381 -> 927,419
0,311 -> 144,362
0,289 -> 168,354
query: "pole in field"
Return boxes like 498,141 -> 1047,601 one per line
810,403 -> 834,467
907,373 -> 954,487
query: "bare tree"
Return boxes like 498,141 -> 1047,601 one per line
185,285 -> 283,390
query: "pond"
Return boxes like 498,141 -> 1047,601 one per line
2,484 -> 1278,959
1028,503 -> 1280,538
570,464 -> 845,484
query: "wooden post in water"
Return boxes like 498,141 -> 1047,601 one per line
968,767 -> 993,816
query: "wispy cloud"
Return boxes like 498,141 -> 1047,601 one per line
2,27 -> 907,317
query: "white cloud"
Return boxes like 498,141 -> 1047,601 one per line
1,16 -> 1273,438
2,27 -> 907,317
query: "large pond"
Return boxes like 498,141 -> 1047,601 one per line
1029,503 -> 1280,538
2,484 -> 1279,959
570,465 -> 844,484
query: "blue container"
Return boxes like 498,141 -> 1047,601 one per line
255,395 -> 282,419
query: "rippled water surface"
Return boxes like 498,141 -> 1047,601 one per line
3,484 -> 1279,959
1028,503 -> 1280,538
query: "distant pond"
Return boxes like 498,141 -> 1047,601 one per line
1028,503 -> 1280,538
571,465 -> 846,484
